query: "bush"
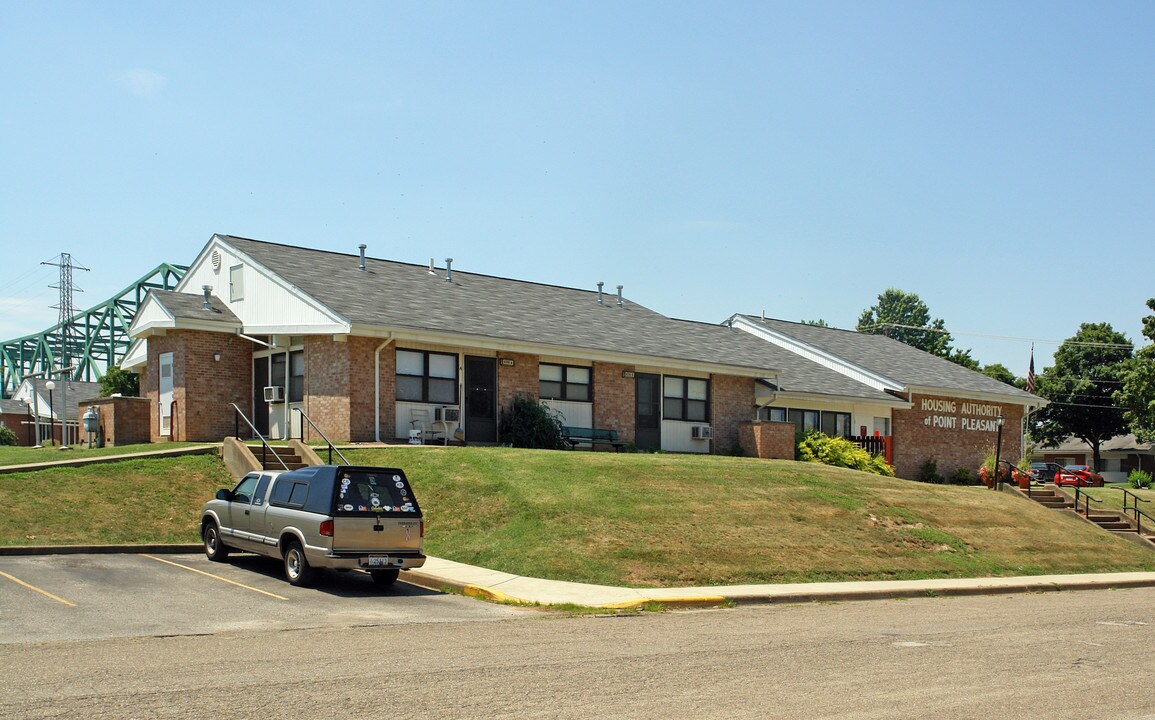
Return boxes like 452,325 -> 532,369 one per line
796,431 -> 895,477
498,393 -> 566,450
915,459 -> 945,484
950,467 -> 976,485
1129,470 -> 1152,489
0,425 -> 17,446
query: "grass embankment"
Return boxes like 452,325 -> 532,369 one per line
1,444 -> 1152,585
337,446 -> 1155,586
0,441 -> 210,467
0,454 -> 231,545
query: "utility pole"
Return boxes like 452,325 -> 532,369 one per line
42,253 -> 89,448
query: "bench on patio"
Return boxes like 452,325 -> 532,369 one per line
561,426 -> 627,452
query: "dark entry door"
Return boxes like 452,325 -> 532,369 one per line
635,372 -> 661,451
464,356 -> 497,444
252,358 -> 269,438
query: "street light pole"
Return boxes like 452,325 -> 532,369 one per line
993,413 -> 1006,491
44,380 -> 56,447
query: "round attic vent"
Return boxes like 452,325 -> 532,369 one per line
211,249 -> 222,271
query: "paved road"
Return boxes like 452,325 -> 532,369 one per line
2,557 -> 1153,719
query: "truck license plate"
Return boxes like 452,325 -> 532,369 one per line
365,555 -> 390,567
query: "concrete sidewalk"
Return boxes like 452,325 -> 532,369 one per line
402,556 -> 1155,609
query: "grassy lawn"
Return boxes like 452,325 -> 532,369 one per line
1073,483 -> 1155,520
338,446 -> 1155,587
0,441 -> 212,467
0,454 -> 232,545
1,444 -> 1153,586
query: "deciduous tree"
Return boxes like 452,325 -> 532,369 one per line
1115,298 -> 1155,442
1031,323 -> 1132,470
857,289 -> 952,357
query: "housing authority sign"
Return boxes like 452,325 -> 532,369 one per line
920,398 -> 1003,433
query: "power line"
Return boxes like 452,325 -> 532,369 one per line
863,323 -> 1136,350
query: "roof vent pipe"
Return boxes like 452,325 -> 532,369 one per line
597,281 -> 604,305
616,285 -> 624,308
358,244 -> 367,272
428,258 -> 436,275
445,258 -> 453,283
202,285 -> 213,309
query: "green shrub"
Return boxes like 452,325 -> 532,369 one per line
498,393 -> 566,450
951,467 -> 976,485
0,426 -> 17,446
796,431 -> 895,477
915,459 -> 945,484
1129,470 -> 1152,489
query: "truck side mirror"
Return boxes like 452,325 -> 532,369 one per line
215,489 -> 232,501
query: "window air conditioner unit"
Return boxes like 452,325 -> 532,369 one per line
435,406 -> 461,423
691,425 -> 713,440
263,386 -> 285,402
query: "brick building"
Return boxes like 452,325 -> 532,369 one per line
122,234 -> 1043,477
123,235 -> 789,455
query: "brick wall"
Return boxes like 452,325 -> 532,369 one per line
593,362 -> 635,444
143,331 -> 252,442
739,420 -> 795,459
0,410 -> 35,446
711,374 -> 754,455
88,396 -> 151,446
497,352 -> 540,418
305,336 -> 352,442
892,393 -> 1024,480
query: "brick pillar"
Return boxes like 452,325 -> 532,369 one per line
593,362 -> 635,444
711,374 -> 754,456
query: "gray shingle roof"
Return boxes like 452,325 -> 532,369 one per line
0,398 -> 27,415
743,316 -> 1043,402
221,236 -> 788,373
149,290 -> 241,324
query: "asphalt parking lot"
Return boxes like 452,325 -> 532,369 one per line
0,552 -> 536,644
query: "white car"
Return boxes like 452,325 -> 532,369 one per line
200,465 -> 425,586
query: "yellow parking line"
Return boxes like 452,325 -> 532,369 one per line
141,554 -> 289,601
0,569 -> 76,607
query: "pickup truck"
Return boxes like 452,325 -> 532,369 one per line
201,465 -> 426,586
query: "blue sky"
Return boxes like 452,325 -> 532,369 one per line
2,1 -> 1152,375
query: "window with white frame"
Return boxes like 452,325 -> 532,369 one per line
663,376 -> 709,422
396,349 -> 458,404
873,417 -> 891,436
539,363 -> 591,401
229,264 -> 244,302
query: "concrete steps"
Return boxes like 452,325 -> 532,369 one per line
247,444 -> 306,471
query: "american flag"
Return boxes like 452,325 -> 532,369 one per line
1026,346 -> 1036,394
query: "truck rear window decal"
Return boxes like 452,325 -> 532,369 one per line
337,471 -> 419,514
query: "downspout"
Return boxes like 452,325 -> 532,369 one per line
374,334 -> 395,443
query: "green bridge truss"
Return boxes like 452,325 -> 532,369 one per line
1,263 -> 187,398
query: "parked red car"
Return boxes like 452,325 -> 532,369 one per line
1054,465 -> 1105,487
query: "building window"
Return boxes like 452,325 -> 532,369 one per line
289,350 -> 304,403
758,406 -> 787,422
396,349 -> 458,404
229,264 -> 244,302
663,376 -> 708,422
539,363 -> 591,401
821,411 -> 852,438
788,409 -> 820,433
873,417 -> 890,436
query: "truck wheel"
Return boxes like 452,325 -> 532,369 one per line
284,541 -> 316,586
370,569 -> 400,586
203,522 -> 230,562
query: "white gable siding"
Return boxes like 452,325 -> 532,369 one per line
177,239 -> 349,334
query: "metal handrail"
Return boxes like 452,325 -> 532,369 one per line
229,403 -> 288,471
1116,487 -> 1153,536
294,407 -> 349,465
1073,486 -> 1101,517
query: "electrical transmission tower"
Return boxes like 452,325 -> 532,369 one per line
41,253 -> 90,380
